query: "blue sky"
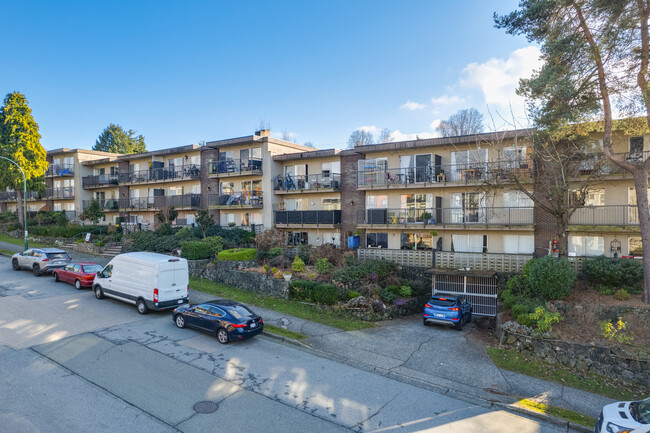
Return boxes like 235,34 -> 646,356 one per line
1,0 -> 538,151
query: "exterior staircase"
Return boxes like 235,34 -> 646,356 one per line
99,244 -> 122,258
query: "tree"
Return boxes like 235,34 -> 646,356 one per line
496,1 -> 650,303
80,199 -> 105,224
0,91 -> 48,229
196,209 -> 214,238
303,142 -> 316,148
378,128 -> 393,143
347,129 -> 374,148
93,123 -> 146,154
281,129 -> 298,143
156,206 -> 178,224
436,108 -> 484,137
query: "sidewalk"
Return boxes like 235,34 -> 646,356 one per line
189,288 -> 613,429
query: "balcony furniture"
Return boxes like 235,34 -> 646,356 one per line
462,169 -> 476,180
436,174 -> 446,183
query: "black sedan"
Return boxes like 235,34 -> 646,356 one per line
172,300 -> 263,344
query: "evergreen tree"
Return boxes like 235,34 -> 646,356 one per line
93,123 -> 146,154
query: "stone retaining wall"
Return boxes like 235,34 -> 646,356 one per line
344,294 -> 430,321
496,316 -> 650,387
188,259 -> 289,299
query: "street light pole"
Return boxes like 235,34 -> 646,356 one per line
0,156 -> 28,250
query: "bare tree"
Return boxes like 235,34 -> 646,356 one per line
378,128 -> 393,143
347,129 -> 374,149
436,108 -> 484,137
257,119 -> 270,131
280,129 -> 298,143
303,142 -> 316,148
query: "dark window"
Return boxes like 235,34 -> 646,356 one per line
47,252 -> 69,260
209,306 -> 225,317
226,305 -> 254,319
289,232 -> 308,245
366,233 -> 388,248
630,136 -> 644,154
73,264 -> 81,272
82,265 -> 103,273
102,265 -> 113,278
194,305 -> 210,315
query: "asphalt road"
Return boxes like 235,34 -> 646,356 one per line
0,256 -> 577,433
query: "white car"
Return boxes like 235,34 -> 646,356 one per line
595,397 -> 650,433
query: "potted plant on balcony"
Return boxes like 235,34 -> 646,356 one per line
421,211 -> 432,226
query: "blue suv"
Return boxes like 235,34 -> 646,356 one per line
423,294 -> 472,330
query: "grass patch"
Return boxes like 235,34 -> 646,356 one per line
264,324 -> 308,341
0,249 -> 17,256
190,277 -> 375,331
0,233 -> 48,248
487,347 -> 647,401
519,398 -> 596,429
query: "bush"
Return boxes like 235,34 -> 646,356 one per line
528,306 -> 562,335
582,256 -> 643,288
292,256 -> 306,272
96,240 -> 104,247
316,258 -> 334,274
76,238 -> 84,244
597,284 -> 615,295
206,226 -> 255,249
269,246 -> 283,258
289,280 -> 339,305
217,248 -> 257,261
202,236 -> 224,254
511,303 -> 531,318
254,228 -> 286,251
614,289 -> 630,301
516,313 -> 535,327
501,289 -> 516,310
526,256 -> 575,300
180,241 -> 214,260
309,244 -> 344,266
505,274 -> 527,295
332,259 -> 398,287
380,288 -> 397,303
348,290 -> 361,299
399,285 -> 412,297
156,223 -> 173,236
623,285 -> 642,295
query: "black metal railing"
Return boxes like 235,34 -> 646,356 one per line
273,173 -> 341,191
357,207 -> 534,226
82,199 -> 120,211
117,194 -> 202,211
82,174 -> 119,188
207,158 -> 263,176
570,205 -> 641,226
118,164 -> 200,184
0,191 -> 42,201
45,187 -> 75,199
46,163 -> 75,176
275,210 -> 342,225
208,192 -> 263,207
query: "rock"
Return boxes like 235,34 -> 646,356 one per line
506,336 -> 517,345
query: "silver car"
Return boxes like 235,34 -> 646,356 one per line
12,248 -> 71,276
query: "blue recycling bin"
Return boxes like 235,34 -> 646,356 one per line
347,235 -> 360,250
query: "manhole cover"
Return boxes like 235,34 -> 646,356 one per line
193,401 -> 219,414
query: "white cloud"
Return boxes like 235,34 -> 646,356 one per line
400,100 -> 426,111
429,119 -> 442,130
356,125 -> 381,135
390,129 -> 437,141
430,95 -> 464,106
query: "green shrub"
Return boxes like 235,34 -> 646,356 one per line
582,256 -> 643,288
528,307 -> 562,335
597,284 -> 615,295
263,264 -> 269,272
96,240 -> 104,247
271,267 -> 277,273
180,241 -> 214,260
217,248 -> 257,261
623,285 -> 642,295
348,290 -> 361,299
269,246 -> 283,258
511,303 -> 531,318
526,256 -> 575,300
380,289 -> 397,304
76,239 -> 84,244
501,289 -> 516,310
506,274 -> 527,294
206,226 -> 255,249
316,257 -> 334,274
156,223 -> 174,236
292,256 -> 306,272
202,236 -> 224,254
614,289 -> 630,301
399,285 -> 412,297
332,259 -> 398,286
516,313 -> 535,327
289,280 -> 339,305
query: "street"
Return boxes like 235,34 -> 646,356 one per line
0,255 -> 578,433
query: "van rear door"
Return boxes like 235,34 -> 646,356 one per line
156,259 -> 188,302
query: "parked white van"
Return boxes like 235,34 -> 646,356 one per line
93,252 -> 189,314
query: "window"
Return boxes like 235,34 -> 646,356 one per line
358,158 -> 387,185
450,149 -> 488,181
242,213 -> 250,226
321,161 -> 340,175
400,154 -> 432,182
168,186 -> 183,196
451,234 -> 487,253
251,148 -> 262,160
401,194 -> 433,223
630,136 -> 644,155
194,305 -> 210,315
568,235 -> 604,256
322,198 -> 340,210
220,213 -> 235,226
209,306 -> 225,317
629,237 -> 643,256
366,195 -> 387,209
220,182 -> 234,195
283,198 -> 302,211
502,146 -> 527,168
250,212 -> 262,225
219,151 -> 234,161
285,164 -> 307,177
400,232 -> 433,250
366,232 -> 388,248
503,191 -> 533,207
503,235 -> 534,254
289,232 -> 308,245
450,192 -> 486,223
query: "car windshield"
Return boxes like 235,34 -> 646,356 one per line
47,252 -> 69,260
82,265 -> 103,273
632,398 -> 650,424
428,298 -> 456,307
226,305 -> 254,319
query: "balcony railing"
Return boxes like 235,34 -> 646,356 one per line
82,174 -> 119,188
118,164 -> 200,184
46,163 -> 74,177
82,199 -> 120,211
357,158 -> 532,188
570,205 -> 641,226
358,207 -> 534,226
208,192 -> 263,207
45,187 -> 75,200
275,210 -> 342,225
273,173 -> 341,191
208,158 -> 262,176
118,194 -> 202,211
0,191 -> 43,201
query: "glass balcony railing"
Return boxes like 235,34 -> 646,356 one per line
118,164 -> 200,184
208,192 -> 263,207
207,158 -> 262,176
45,187 -> 75,200
273,173 -> 341,191
357,207 -> 534,226
82,174 -> 119,188
46,163 -> 74,177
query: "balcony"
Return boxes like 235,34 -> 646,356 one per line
208,192 -> 263,209
118,194 -> 202,211
570,205 -> 641,227
45,187 -> 75,200
207,158 -> 262,177
46,163 -> 74,177
82,199 -> 120,212
357,207 -> 534,227
118,164 -> 200,185
274,209 -> 342,227
0,191 -> 43,201
357,158 -> 533,189
273,173 -> 341,193
82,174 -> 119,189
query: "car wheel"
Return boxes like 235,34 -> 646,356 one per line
217,328 -> 229,344
32,265 -> 41,276
53,272 -> 59,282
94,285 -> 104,299
175,314 -> 185,328
423,318 -> 430,326
74,279 -> 82,290
12,259 -> 20,271
136,299 -> 148,315
467,312 -> 472,323
455,315 -> 464,331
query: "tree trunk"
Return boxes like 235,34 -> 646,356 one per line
634,168 -> 650,303
16,191 -> 24,229
556,213 -> 570,258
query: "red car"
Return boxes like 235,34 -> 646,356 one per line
53,262 -> 103,290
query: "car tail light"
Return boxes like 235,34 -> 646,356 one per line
425,304 -> 433,308
42,258 -> 49,262
448,307 -> 459,311
85,275 -> 94,280
424,313 -> 429,317
154,288 -> 159,302
186,284 -> 189,296
438,297 -> 446,301
231,323 -> 246,328
452,317 -> 459,321
259,318 -> 263,323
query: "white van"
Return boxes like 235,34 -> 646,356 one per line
93,252 -> 189,314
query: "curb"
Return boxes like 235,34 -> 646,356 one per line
260,330 -> 313,350
493,402 -> 593,433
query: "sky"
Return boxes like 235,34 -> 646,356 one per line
1,0 -> 541,151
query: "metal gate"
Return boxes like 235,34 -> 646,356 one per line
431,271 -> 498,316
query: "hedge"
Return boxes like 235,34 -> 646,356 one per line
526,256 -> 576,300
289,280 -> 340,305
581,256 -> 643,288
180,241 -> 214,260
217,248 -> 257,261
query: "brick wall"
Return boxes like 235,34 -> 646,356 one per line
340,151 -> 365,248
200,147 -> 220,222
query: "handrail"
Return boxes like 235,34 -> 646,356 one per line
71,226 -> 107,241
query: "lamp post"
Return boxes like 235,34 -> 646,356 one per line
0,156 -> 28,250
